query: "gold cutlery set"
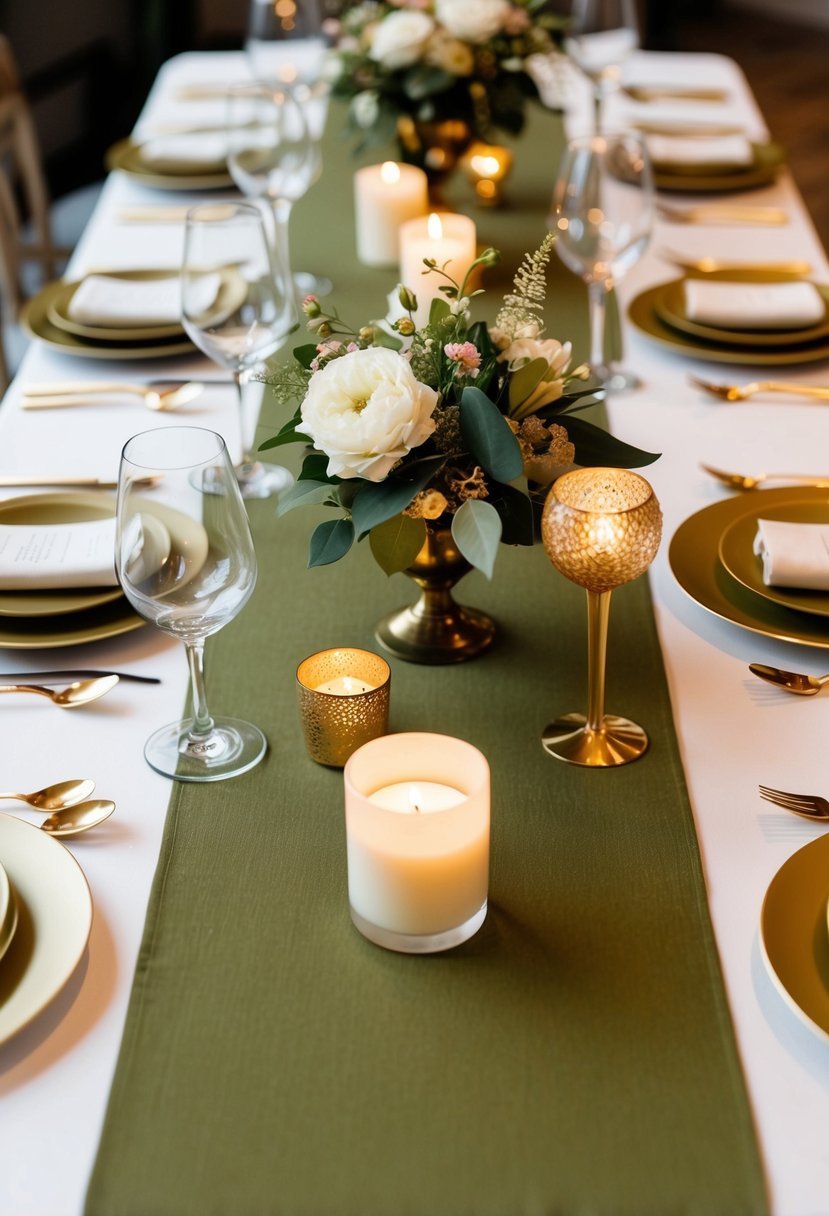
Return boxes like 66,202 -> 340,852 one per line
0,778 -> 115,837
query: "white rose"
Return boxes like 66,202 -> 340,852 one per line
426,29 -> 475,76
369,11 -> 435,69
435,0 -> 511,44
301,347 -> 438,482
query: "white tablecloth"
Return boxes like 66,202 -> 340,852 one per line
2,50 -> 829,1216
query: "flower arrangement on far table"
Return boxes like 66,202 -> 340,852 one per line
327,0 -> 565,159
260,233 -> 659,581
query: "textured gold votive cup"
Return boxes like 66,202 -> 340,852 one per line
297,648 -> 391,767
460,141 -> 513,207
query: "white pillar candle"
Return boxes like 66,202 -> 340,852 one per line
343,732 -> 490,953
354,161 -> 429,268
399,211 -> 477,325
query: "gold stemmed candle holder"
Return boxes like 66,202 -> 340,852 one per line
460,141 -> 513,206
541,468 -> 662,767
296,648 -> 391,768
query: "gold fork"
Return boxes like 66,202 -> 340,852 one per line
758,785 -> 829,821
689,375 -> 829,403
659,249 -> 812,276
700,463 -> 829,491
656,202 -> 788,226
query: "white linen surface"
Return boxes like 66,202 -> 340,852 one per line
68,272 -> 221,326
754,519 -> 829,589
683,279 -> 825,329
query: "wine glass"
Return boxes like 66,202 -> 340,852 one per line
564,0 -> 639,131
541,468 -> 662,767
181,201 -> 295,499
245,0 -> 328,88
552,130 -> 653,394
226,81 -> 327,300
115,426 -> 266,782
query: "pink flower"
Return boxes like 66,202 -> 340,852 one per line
444,341 -> 481,377
503,6 -> 531,34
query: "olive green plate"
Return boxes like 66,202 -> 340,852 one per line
47,274 -> 185,343
760,832 -> 829,1044
0,492 -> 124,617
668,488 -> 829,647
653,140 -> 785,192
718,501 -> 829,619
655,277 -> 829,349
21,279 -> 194,360
629,283 -> 829,366
106,137 -> 233,191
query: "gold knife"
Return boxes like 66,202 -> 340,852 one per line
657,204 -> 789,226
623,85 -> 729,102
658,249 -> 813,276
0,476 -> 120,488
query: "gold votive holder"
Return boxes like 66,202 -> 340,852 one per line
460,141 -> 513,206
296,648 -> 391,767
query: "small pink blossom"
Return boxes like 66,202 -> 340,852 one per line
444,341 -> 481,377
503,6 -> 531,34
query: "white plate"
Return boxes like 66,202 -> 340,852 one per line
0,858 -> 17,964
0,812 -> 92,1045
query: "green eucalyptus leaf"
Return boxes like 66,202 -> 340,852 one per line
451,498 -> 502,580
565,415 -> 661,468
298,452 -> 329,481
293,343 -> 320,370
351,455 -> 447,538
258,415 -> 310,451
369,514 -> 426,576
490,481 -> 535,546
308,518 -> 355,567
459,385 -> 523,482
428,296 -> 451,325
275,480 -> 333,518
508,357 -> 549,412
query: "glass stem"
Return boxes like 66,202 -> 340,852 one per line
269,197 -> 295,301
185,640 -> 215,740
587,279 -> 608,379
585,589 -> 611,734
593,87 -> 602,134
233,369 -> 255,467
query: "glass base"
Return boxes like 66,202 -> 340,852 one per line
593,364 -> 642,395
294,270 -> 333,298
236,461 -> 294,500
542,712 -> 649,767
145,715 -> 267,782
349,900 -> 487,953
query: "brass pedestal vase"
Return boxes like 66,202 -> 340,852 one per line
397,117 -> 473,201
375,526 -> 496,665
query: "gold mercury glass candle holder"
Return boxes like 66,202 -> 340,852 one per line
541,468 -> 662,767
460,141 -> 513,206
297,648 -> 391,768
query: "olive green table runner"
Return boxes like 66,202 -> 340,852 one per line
85,105 -> 767,1216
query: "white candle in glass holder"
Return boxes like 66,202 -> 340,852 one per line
354,161 -> 429,267
399,212 -> 477,324
343,732 -> 490,953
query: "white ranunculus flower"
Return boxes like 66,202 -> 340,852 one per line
301,347 -> 438,482
435,0 -> 511,44
499,337 -> 575,413
369,10 -> 435,69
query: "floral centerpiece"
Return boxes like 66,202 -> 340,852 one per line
326,0 -> 565,161
261,233 -> 658,591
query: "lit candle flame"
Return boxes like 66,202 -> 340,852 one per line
427,212 -> 443,241
380,161 -> 401,184
470,155 -> 501,179
407,785 -> 422,814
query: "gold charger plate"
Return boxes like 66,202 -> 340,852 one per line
760,832 -> 829,1044
653,140 -> 785,192
0,811 -> 92,1046
106,137 -> 234,191
668,488 -> 829,647
0,492 -> 123,618
718,501 -> 829,619
655,276 -> 829,349
628,283 -> 829,366
46,273 -> 185,343
21,280 -> 194,360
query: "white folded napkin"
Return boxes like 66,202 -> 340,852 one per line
753,518 -> 829,590
683,280 -> 825,330
68,273 -> 221,327
647,133 -> 753,168
0,518 -> 118,589
140,132 -> 228,171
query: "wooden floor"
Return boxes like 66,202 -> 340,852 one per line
675,8 -> 829,251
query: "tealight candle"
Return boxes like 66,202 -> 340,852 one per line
460,141 -> 514,206
297,648 -> 391,767
399,211 -> 477,324
354,161 -> 429,267
343,732 -> 490,953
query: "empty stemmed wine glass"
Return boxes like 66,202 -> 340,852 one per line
226,81 -> 326,300
181,201 -> 295,499
564,0 -> 639,131
246,0 -> 328,89
115,426 -> 266,782
552,130 -> 653,394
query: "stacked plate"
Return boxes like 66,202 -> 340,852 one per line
629,270 -> 829,365
0,812 -> 93,1046
0,493 -> 144,649
106,133 -> 233,190
21,269 -> 197,361
650,137 -> 785,193
669,487 -> 829,649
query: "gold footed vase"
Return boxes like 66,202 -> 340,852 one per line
375,526 -> 496,665
396,117 -> 473,201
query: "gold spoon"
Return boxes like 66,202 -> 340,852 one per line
40,799 -> 116,837
0,778 -> 96,810
749,663 -> 829,696
700,462 -> 829,491
0,675 -> 119,707
20,380 -> 205,412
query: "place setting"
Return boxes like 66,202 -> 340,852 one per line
105,129 -> 234,191
629,267 -> 829,365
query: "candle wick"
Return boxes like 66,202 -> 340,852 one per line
413,803 -> 421,814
